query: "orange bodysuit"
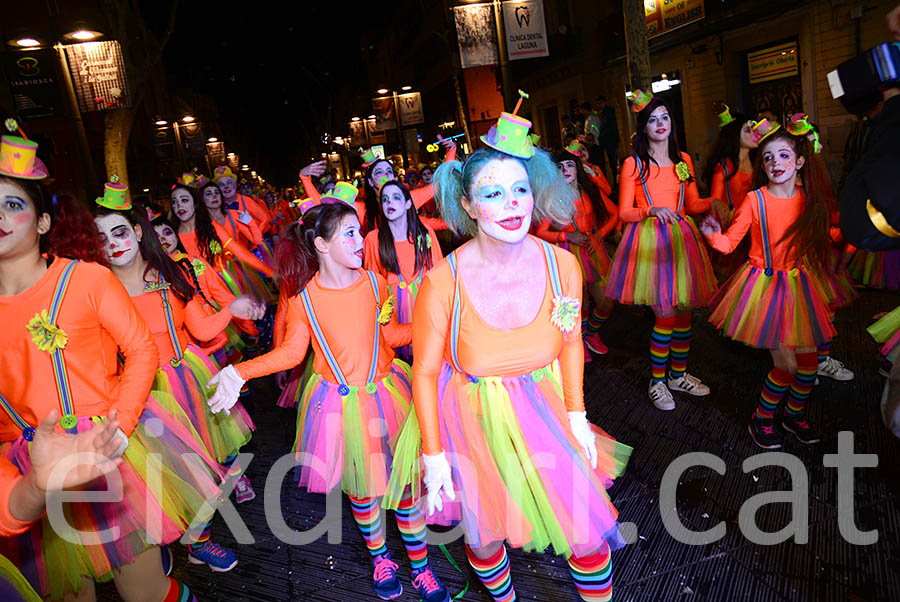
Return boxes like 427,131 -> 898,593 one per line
236,271 -> 411,383
705,186 -> 806,270
535,184 -> 619,242
214,208 -> 264,249
710,159 -> 754,212
618,153 -> 710,222
411,238 -> 584,455
229,193 -> 273,233
0,258 -> 157,533
174,252 -> 258,338
363,225 -> 443,287
180,229 -> 274,279
130,283 -> 235,369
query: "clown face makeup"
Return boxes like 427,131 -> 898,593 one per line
420,167 -> 434,184
557,159 -> 578,184
645,105 -> 671,143
369,160 -> 394,192
95,213 -> 141,267
761,138 -> 804,186
216,176 -> 236,200
467,158 -> 534,244
0,180 -> 46,260
318,213 -> 364,270
154,223 -> 178,254
739,121 -> 758,150
381,184 -> 411,223
170,187 -> 195,222
203,186 -> 223,210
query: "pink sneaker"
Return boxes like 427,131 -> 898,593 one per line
584,333 -> 608,355
234,476 -> 256,504
583,342 -> 593,363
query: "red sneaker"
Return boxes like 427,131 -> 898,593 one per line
584,333 -> 608,355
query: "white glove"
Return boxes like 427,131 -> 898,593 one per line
206,365 -> 246,415
112,428 -> 129,458
237,211 -> 253,225
422,451 -> 456,516
568,411 -> 598,469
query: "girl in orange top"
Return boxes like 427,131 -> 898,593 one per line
206,202 -> 452,601
700,127 -> 834,449
364,179 -> 443,362
383,137 -> 630,602
171,183 -> 276,306
606,93 -> 718,411
702,109 -> 758,280
94,200 -> 263,570
536,142 -> 619,358
154,214 -> 257,364
0,173 -> 219,601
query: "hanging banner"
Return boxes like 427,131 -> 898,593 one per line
398,92 -> 424,126
63,40 -> 130,112
453,3 -> 499,68
153,126 -> 177,162
366,118 -> 386,143
501,0 -> 549,60
349,120 -> 367,146
645,0 -> 705,39
747,41 -> 799,84
372,96 -> 396,131
2,49 -> 64,119
226,153 -> 240,171
179,123 -> 206,158
206,141 -> 226,167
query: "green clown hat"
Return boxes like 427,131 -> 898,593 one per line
95,176 -> 131,210
320,181 -> 358,206
480,90 -> 535,159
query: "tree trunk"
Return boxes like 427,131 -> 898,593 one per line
623,0 -> 652,91
103,107 -> 136,188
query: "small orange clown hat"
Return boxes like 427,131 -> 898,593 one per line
0,119 -> 49,180
95,176 -> 131,210
480,89 -> 535,159
629,89 -> 653,113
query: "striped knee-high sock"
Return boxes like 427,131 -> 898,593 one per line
394,496 -> 428,570
465,544 -> 516,602
163,577 -> 197,602
567,541 -> 612,601
584,306 -> 612,338
755,367 -> 793,419
786,352 -> 817,416
668,313 -> 692,380
650,316 -> 676,383
817,342 -> 831,365
349,495 -> 388,558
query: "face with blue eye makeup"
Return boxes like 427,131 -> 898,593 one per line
314,212 -> 365,270
462,158 -> 534,244
0,179 -> 51,260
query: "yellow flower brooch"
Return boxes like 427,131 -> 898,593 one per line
675,161 -> 691,182
209,240 -> 223,254
550,296 -> 581,333
27,310 -> 68,353
191,258 -> 207,277
377,295 -> 396,325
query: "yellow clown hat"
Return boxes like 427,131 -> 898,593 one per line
212,165 -> 237,182
0,119 -> 48,180
290,197 -> 318,213
629,89 -> 653,113
715,102 -> 736,128
480,90 -> 535,159
95,176 -> 131,210
180,168 -> 208,188
750,118 -> 780,145
320,181 -> 358,206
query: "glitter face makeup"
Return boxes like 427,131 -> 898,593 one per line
468,159 -> 534,244
761,139 -> 802,186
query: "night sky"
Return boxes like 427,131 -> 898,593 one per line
159,1 -> 387,184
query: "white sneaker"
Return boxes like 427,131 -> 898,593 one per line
817,357 -> 854,381
667,373 -> 710,396
649,381 -> 676,411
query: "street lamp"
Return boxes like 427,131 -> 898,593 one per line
64,30 -> 101,41
401,85 -> 412,91
377,88 -> 389,94
181,115 -> 195,123
14,38 -> 41,47
208,137 -> 218,142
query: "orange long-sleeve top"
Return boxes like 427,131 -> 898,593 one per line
214,208 -> 264,249
180,228 -> 275,279
0,259 -> 157,439
617,153 -> 710,222
229,193 -> 273,233
130,282 -> 234,369
362,224 -> 443,286
235,271 -> 411,383
710,159 -> 754,211
411,238 -> 584,455
705,186 -> 807,270
534,183 -> 619,243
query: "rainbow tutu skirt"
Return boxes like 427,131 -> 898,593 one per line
708,262 -> 836,349
606,216 -> 717,312
868,305 -> 900,362
849,249 -> 900,290
560,233 -> 612,288
292,360 -> 412,498
0,393 -> 223,599
385,360 -> 631,559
